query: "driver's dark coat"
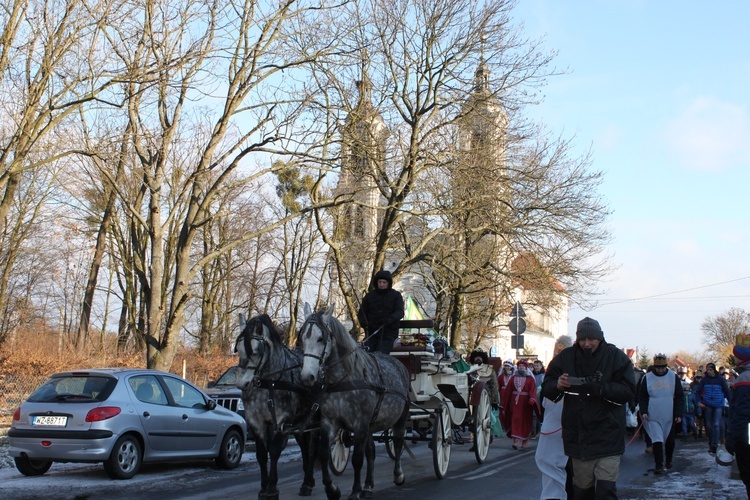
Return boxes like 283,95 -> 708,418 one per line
541,341 -> 636,460
357,271 -> 404,344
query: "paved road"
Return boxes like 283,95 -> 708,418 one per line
1,428 -> 748,499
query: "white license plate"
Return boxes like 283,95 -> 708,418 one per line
33,415 -> 67,427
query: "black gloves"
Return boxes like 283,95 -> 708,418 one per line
581,371 -> 604,397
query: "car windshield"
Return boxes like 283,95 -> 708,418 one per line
214,366 -> 239,386
27,375 -> 117,403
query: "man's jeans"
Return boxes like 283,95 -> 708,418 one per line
704,406 -> 723,450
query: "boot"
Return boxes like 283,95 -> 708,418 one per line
653,442 -> 665,473
595,480 -> 617,499
572,485 -> 595,500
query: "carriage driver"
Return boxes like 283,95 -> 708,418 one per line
358,270 -> 405,355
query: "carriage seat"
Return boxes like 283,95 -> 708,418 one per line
390,319 -> 435,354
390,319 -> 437,378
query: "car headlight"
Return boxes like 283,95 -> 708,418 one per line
237,400 -> 244,411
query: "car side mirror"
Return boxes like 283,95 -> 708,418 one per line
207,399 -> 217,410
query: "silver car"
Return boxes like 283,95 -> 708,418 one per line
8,368 -> 246,479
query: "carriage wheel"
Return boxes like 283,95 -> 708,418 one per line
432,403 -> 451,479
383,429 -> 397,460
329,429 -> 350,476
473,388 -> 492,464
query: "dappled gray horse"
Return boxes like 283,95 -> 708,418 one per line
299,303 -> 410,500
235,313 -> 319,500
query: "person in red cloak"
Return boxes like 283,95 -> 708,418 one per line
501,359 -> 540,450
498,359 -> 515,394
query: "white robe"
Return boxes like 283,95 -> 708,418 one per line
643,370 -> 676,443
535,397 -> 567,500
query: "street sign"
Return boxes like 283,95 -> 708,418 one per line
509,317 -> 526,335
511,335 -> 524,350
509,301 -> 526,318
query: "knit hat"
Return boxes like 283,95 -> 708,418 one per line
576,317 -> 603,341
517,360 -> 528,368
503,359 -> 514,368
733,333 -> 750,367
653,353 -> 668,367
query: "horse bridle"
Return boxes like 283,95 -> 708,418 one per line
299,312 -> 334,373
235,320 -> 268,372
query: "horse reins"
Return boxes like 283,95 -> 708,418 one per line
299,312 -> 409,406
236,320 -> 312,434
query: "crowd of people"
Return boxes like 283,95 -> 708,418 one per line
491,318 -> 750,500
357,271 -> 750,499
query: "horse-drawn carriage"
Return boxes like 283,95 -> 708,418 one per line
330,319 -> 497,480
236,307 -> 497,500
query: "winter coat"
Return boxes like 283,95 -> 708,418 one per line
357,270 -> 404,344
726,370 -> 750,454
697,373 -> 730,409
681,384 -> 696,415
541,340 -> 636,461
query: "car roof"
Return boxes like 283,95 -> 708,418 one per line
49,368 -> 179,379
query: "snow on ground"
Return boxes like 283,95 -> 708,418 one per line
2,430 -> 749,499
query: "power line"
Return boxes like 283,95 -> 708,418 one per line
589,276 -> 750,307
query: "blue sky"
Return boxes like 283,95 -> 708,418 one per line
511,1 -> 750,357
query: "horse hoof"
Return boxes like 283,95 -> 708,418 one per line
394,473 -> 405,486
361,489 -> 374,499
347,493 -> 360,500
325,485 -> 341,500
259,493 -> 279,500
298,485 -> 313,496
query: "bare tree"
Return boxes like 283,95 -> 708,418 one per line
91,0 -> 350,369
313,0 -> 611,349
0,0 -> 118,234
0,164 -> 61,343
273,163 -> 327,338
702,307 -> 750,362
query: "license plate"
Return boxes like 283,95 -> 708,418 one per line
33,415 -> 67,427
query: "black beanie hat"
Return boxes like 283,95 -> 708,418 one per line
576,317 -> 604,341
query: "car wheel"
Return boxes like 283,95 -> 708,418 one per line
14,456 -> 52,476
216,428 -> 243,469
104,434 -> 142,479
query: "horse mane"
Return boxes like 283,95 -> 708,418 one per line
253,313 -> 286,347
321,310 -> 363,374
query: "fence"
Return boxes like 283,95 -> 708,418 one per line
0,372 -> 48,416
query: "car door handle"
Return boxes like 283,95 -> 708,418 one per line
182,414 -> 189,420
143,412 -> 150,418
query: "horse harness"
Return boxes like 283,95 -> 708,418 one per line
299,312 -> 409,425
237,322 -> 319,435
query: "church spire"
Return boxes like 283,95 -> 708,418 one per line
473,35 -> 490,94
356,46 -> 373,107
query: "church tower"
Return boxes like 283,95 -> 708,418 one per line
457,55 -> 509,215
329,74 -> 389,321
446,53 -> 512,345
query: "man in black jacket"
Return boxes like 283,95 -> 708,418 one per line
541,317 -> 636,499
357,270 -> 404,354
